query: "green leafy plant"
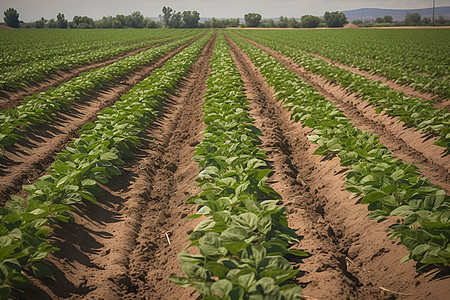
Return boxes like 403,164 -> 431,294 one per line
0,29 -> 205,90
170,32 -> 306,300
0,32 -> 213,299
234,29 -> 449,98
232,30 -> 450,152
228,31 -> 450,269
0,31 -> 207,156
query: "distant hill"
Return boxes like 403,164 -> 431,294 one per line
342,6 -> 450,21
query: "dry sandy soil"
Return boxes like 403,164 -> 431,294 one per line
1,30 -> 449,299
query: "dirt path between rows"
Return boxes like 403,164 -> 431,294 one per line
0,40 -> 176,111
0,34 -> 205,206
14,32 -> 216,300
304,51 -> 448,110
225,31 -> 450,300
233,33 -> 450,194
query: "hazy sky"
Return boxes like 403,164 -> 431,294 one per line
1,0 -> 447,22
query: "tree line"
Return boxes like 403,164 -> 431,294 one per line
244,11 -> 348,28
1,8 -> 348,29
2,7 -> 237,29
353,13 -> 450,26
3,7 -> 449,29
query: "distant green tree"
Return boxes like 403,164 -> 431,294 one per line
405,13 -> 421,25
170,12 -> 182,28
34,17 -> 47,28
287,17 -> 300,28
278,16 -> 288,28
383,15 -> 393,23
375,17 -> 383,23
211,17 -> 221,28
323,11 -> 347,27
47,19 -> 57,28
72,16 -> 95,28
56,13 -> 68,28
352,19 -> 363,25
437,16 -> 446,25
3,8 -> 20,28
422,17 -> 431,25
160,6 -> 173,28
182,10 -> 200,28
116,14 -> 127,27
260,18 -> 276,28
130,11 -> 144,28
144,18 -> 159,28
96,16 -> 123,28
244,13 -> 262,27
300,15 -> 321,28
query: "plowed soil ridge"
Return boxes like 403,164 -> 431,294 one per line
225,32 -> 450,300
0,35 -> 204,206
0,40 -> 173,110
304,51 -> 448,110
235,34 -> 450,194
15,32 -> 216,300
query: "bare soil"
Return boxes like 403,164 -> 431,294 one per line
0,35 -> 204,205
224,31 -> 450,300
3,30 -> 449,300
304,52 -> 449,110
0,40 -> 174,110
235,33 -> 450,194
12,32 -> 216,300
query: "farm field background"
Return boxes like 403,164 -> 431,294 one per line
0,27 -> 449,299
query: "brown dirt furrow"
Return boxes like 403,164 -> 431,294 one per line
15,32 -> 216,300
124,31 -> 215,300
0,35 -> 205,206
225,33 -> 359,299
0,40 -> 175,111
225,32 -> 450,300
236,35 -> 450,194
304,52 -> 448,110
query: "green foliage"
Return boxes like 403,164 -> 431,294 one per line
56,13 -> 68,28
203,18 -> 240,28
234,29 -> 450,150
47,19 -> 57,29
129,11 -> 144,28
405,13 -> 421,26
0,29 -> 203,89
71,15 -> 95,28
323,11 -> 347,27
0,32 -> 205,155
244,13 -> 262,27
240,29 -> 449,98
182,11 -> 200,28
159,7 -> 182,28
171,33 -> 305,299
277,16 -> 300,28
3,8 -> 20,28
160,6 -> 173,28
383,15 -> 393,23
228,31 -> 450,268
0,32 -> 214,297
300,15 -> 321,28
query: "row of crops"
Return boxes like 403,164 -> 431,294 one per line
0,27 -> 449,298
0,31 -> 206,155
0,31 -> 213,298
235,29 -> 450,98
170,34 -> 306,299
0,29 -> 205,89
227,32 -> 449,268
232,30 -> 450,151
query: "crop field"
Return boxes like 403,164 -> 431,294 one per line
0,28 -> 449,299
